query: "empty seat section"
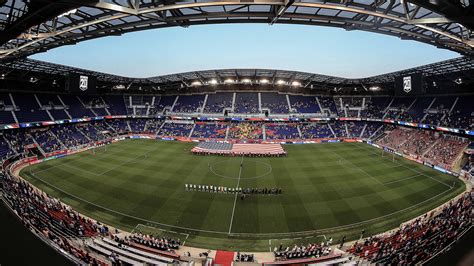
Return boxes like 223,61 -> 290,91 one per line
13,94 -> 50,122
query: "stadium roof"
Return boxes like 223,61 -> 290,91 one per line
0,0 -> 473,61
1,56 -> 473,92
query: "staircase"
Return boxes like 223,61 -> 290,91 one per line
381,98 -> 394,119
30,134 -> 46,156
328,124 -> 336,138
231,92 -> 236,112
170,95 -> 179,112
360,123 -> 367,138
50,131 -> 66,149
225,125 -> 230,141
297,125 -> 303,138
201,94 -> 208,113
188,124 -> 196,138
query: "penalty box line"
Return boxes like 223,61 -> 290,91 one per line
228,156 -> 244,235
24,169 -> 455,238
356,143 -> 454,189
33,145 -> 157,177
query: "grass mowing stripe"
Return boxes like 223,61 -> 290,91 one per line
353,142 -> 453,188
18,140 -> 464,251
228,156 -> 244,234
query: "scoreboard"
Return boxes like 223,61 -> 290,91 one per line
67,73 -> 97,94
394,73 -> 424,96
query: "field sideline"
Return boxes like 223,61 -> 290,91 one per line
20,139 -> 465,251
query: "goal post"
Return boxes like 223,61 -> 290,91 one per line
91,144 -> 107,155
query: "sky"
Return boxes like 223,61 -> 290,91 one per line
30,24 -> 459,79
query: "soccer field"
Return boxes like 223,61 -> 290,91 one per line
20,139 -> 465,251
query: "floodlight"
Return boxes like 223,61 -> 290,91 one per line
291,81 -> 301,87
191,81 -> 202,86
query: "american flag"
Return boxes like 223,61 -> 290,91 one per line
192,143 -> 286,155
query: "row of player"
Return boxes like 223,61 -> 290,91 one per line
184,184 -> 282,195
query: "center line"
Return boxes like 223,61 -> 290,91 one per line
228,156 -> 244,234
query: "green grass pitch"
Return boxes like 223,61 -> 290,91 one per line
20,139 -> 465,251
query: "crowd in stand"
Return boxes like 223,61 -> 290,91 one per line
0,173 -> 109,265
274,238 -> 333,260
144,119 -> 163,133
290,96 -> 320,113
158,122 -> 193,137
29,129 -> 62,153
345,122 -> 364,138
236,252 -> 255,262
299,123 -> 333,139
203,93 -> 233,113
399,130 -> 437,156
50,124 -> 90,148
192,123 -> 227,139
349,193 -> 472,265
228,122 -> 263,139
318,97 -> 337,116
235,93 -> 259,113
0,117 -> 468,173
265,124 -> 300,140
424,135 -> 469,167
1,92 -> 472,131
441,110 -> 473,130
129,119 -> 147,133
376,127 -> 469,169
115,233 -> 180,252
0,115 -> 470,265
173,98 -> 204,113
2,174 -> 103,237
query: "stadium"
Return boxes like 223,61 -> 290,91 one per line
0,1 -> 473,266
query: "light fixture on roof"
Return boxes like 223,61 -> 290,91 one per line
224,78 -> 234,84
369,86 -> 381,91
0,74 -> 5,79
291,81 -> 302,87
209,79 -> 218,85
241,78 -> 251,84
432,81 -> 437,87
191,81 -> 202,86
454,78 -> 463,85
260,79 -> 269,84
58,9 -> 77,18
29,77 -> 38,83
276,80 -> 286,85
113,85 -> 126,90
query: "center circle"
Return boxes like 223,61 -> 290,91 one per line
210,160 -> 273,180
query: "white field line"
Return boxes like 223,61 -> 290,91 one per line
135,223 -> 191,245
31,147 -> 125,175
97,149 -> 154,176
356,143 -> 453,188
130,224 -> 140,234
34,146 -> 156,177
25,163 -> 455,237
227,186 -> 453,237
382,174 -> 422,185
228,156 -> 244,234
22,141 -> 458,239
331,149 -> 385,185
183,234 -> 190,246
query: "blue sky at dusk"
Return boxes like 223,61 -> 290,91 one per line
31,24 -> 459,78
